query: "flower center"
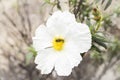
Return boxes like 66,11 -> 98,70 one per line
52,37 -> 65,51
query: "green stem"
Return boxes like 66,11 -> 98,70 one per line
95,21 -> 101,32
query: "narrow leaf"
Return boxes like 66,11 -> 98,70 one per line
28,46 -> 37,57
92,44 -> 101,52
92,35 -> 107,49
94,39 -> 107,49
93,34 -> 108,42
104,0 -> 112,10
26,53 -> 33,65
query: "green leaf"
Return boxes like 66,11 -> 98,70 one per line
28,46 -> 37,57
26,53 -> 33,65
90,50 -> 101,59
92,35 -> 108,49
93,34 -> 108,42
94,39 -> 107,49
86,19 -> 91,27
90,50 -> 103,64
92,44 -> 102,52
104,0 -> 112,10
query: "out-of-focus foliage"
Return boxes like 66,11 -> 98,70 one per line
104,0 -> 112,10
107,39 -> 120,61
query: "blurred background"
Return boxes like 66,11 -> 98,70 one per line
0,0 -> 120,80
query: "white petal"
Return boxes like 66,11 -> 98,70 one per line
66,22 -> 92,53
46,11 -> 76,36
64,41 -> 83,68
33,24 -> 52,51
35,48 -> 58,74
55,54 -> 72,76
55,41 -> 82,76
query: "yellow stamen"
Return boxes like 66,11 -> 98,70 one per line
52,37 -> 65,51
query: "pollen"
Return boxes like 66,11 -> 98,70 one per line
52,37 -> 65,51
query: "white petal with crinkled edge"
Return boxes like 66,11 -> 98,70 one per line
35,40 -> 83,76
55,55 -> 72,76
32,24 -> 53,51
63,41 -> 83,68
65,22 -> 92,53
35,48 -> 58,74
55,41 -> 82,76
33,11 -> 92,76
46,11 -> 76,36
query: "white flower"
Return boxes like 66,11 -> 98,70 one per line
33,11 -> 92,76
